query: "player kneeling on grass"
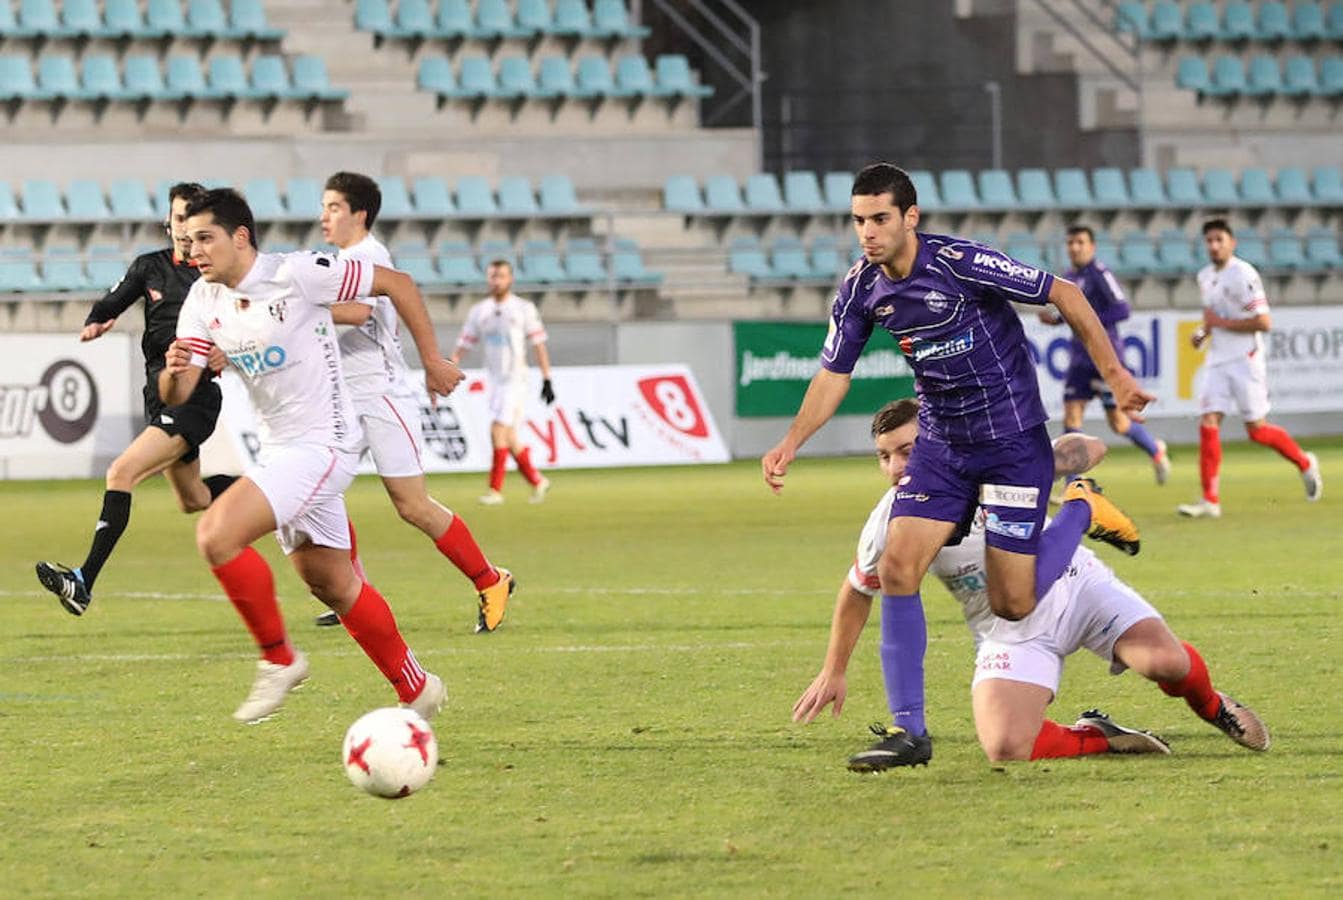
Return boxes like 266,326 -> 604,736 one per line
162,188 -> 461,724
792,399 -> 1269,767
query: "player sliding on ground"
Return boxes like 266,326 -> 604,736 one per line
162,188 -> 461,723
764,162 -> 1150,749
792,399 -> 1269,768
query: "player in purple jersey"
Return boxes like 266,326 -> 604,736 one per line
761,164 -> 1153,763
1038,225 -> 1170,484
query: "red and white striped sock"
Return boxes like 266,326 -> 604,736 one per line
211,546 -> 294,666
339,581 -> 425,702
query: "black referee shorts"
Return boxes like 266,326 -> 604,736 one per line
142,378 -> 223,464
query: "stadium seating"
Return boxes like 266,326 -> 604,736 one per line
1116,0 -> 1343,44
354,0 -> 648,40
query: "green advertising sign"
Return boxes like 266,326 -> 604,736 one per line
733,321 -> 916,417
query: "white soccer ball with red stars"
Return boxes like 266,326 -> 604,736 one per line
342,707 -> 438,798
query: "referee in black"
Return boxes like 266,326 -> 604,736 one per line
36,181 -> 235,616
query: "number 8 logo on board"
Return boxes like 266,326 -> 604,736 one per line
637,375 -> 708,438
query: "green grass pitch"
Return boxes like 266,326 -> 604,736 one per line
2,438 -> 1341,895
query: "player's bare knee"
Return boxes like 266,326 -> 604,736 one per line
393,495 -> 433,530
176,490 -> 210,514
194,516 -> 235,566
105,455 -> 137,491
877,552 -> 920,595
980,734 -> 1032,762
989,593 -> 1035,621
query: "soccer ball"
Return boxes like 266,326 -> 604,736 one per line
342,707 -> 438,799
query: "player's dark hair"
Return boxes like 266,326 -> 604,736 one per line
1066,224 -> 1095,242
871,398 -> 920,437
185,188 -> 258,249
324,171 -> 382,231
1202,218 -> 1234,238
167,181 -> 205,208
851,163 -> 918,214
486,258 -> 513,272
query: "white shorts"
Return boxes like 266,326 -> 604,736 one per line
970,559 -> 1162,695
247,443 -> 359,555
488,380 -> 527,428
354,392 -> 425,478
1200,355 -> 1270,421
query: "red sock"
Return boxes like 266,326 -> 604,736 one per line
1199,423 -> 1222,503
489,448 -> 508,492
1158,641 -> 1221,721
339,582 -> 426,702
1029,719 -> 1111,759
1247,423 -> 1310,470
211,546 -> 294,666
347,517 -> 366,582
513,446 -> 542,486
434,515 -> 498,591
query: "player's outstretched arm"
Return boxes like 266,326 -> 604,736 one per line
792,581 -> 873,724
370,266 -> 463,401
159,339 -> 205,405
1049,278 -> 1154,419
762,368 -> 852,493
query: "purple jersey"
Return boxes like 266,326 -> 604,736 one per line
821,233 -> 1055,443
1062,259 -> 1129,357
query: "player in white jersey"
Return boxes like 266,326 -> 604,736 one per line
161,188 -> 462,724
307,172 -> 514,633
452,259 -> 554,505
793,399 -> 1268,766
1179,218 -> 1322,518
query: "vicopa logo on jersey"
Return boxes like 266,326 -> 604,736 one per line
228,345 -> 288,376
0,359 -> 99,444
970,251 -> 1040,283
637,375 -> 708,438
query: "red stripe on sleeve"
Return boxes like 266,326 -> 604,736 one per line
337,261 -> 355,301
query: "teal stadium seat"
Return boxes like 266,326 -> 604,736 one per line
66,180 -> 109,219
291,56 -> 346,100
456,56 -> 497,98
1268,228 -> 1307,271
0,183 -> 18,219
977,170 -> 1018,208
146,0 -> 186,34
61,0 -> 102,36
1128,168 -> 1168,206
1329,1 -> 1343,39
562,239 -> 607,283
455,177 -> 498,216
437,240 -> 483,285
1053,168 -> 1094,207
166,55 -> 207,98
1119,233 -> 1161,275
1149,1 -> 1183,40
497,56 -> 539,98
1209,56 -> 1247,95
37,56 -> 81,99
744,174 -> 786,213
614,55 -> 655,97
1221,2 -> 1256,40
1185,2 -> 1220,40
1258,2 -> 1293,40
519,240 -> 567,284
393,0 -> 434,38
0,0 -> 14,32
1321,58 -> 1343,96
770,237 -> 814,280
575,55 -> 615,98
250,56 -> 291,97
1004,232 -> 1045,270
390,239 -> 442,287
553,0 -> 595,38
123,55 -> 169,99
612,239 -> 660,284
476,0 -> 527,39
88,244 -> 128,289
663,175 -> 703,213
809,235 -> 846,278
907,170 -> 941,210
108,179 -> 155,219
539,175 -> 582,214
19,0 -> 59,36
728,236 -> 772,279
80,55 -> 124,100
1203,169 -> 1240,205
704,175 -> 745,214
412,176 -> 454,216
42,245 -> 89,291
1236,231 -> 1269,268
1304,227 -> 1342,271
497,176 -> 538,215
1239,169 -> 1276,205
20,179 -> 64,220
1016,169 -> 1057,209
1312,166 -> 1343,203
186,0 -> 227,37
231,0 -> 282,40
1176,57 -> 1211,94
939,170 -> 979,209
1283,56 -> 1321,95
654,55 -> 711,98
1092,168 -> 1130,207
376,176 -> 415,219
1292,1 -> 1328,39
243,178 -> 287,219
1274,167 -> 1313,203
104,0 -> 150,36
1246,56 -> 1283,96
206,56 -> 251,99
0,250 -> 44,292
782,171 -> 825,211
823,171 -> 851,211
516,0 -> 553,32
435,0 -> 472,36
537,56 -> 576,97
1166,168 -> 1204,206
1157,230 -> 1200,274
285,177 -> 322,220
1114,2 -> 1148,38
418,57 -> 457,98
355,0 -> 392,33
593,0 -> 649,38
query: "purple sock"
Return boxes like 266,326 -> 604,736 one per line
880,593 -> 927,736
1124,421 -> 1160,458
1063,425 -> 1082,434
1034,499 -> 1090,600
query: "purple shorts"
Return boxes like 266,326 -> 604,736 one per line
890,424 -> 1055,554
1062,357 -> 1115,408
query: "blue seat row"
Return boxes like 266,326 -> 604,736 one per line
1116,1 -> 1343,43
380,237 -> 659,288
727,235 -> 855,283
666,166 -> 1343,215
1177,53 -> 1343,96
0,0 -> 282,40
0,243 -> 155,292
356,0 -> 648,41
417,53 -> 710,102
0,173 -> 588,223
0,52 -> 345,102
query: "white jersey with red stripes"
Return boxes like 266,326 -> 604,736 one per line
1197,256 -> 1269,368
455,293 -> 547,384
175,250 -> 374,453
335,233 -> 414,400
